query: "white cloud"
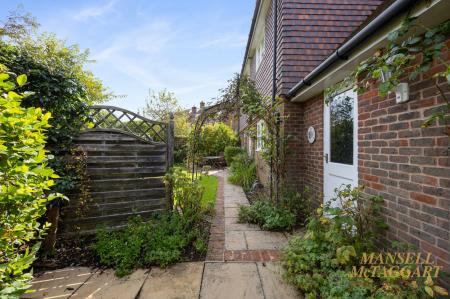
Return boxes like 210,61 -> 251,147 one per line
198,34 -> 248,49
93,20 -> 173,60
74,0 -> 119,21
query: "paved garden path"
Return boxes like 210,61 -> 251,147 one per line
23,170 -> 301,299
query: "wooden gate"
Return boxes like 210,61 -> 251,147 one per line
61,105 -> 174,234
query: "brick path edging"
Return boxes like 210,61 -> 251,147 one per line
206,174 -> 225,261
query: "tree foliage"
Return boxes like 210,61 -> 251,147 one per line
198,122 -> 237,156
0,67 -> 63,297
0,11 -> 113,201
141,89 -> 190,137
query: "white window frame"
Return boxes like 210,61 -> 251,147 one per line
255,34 -> 265,70
256,120 -> 265,151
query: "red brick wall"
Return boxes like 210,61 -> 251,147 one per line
281,41 -> 450,274
281,95 -> 324,206
299,95 -> 324,205
358,44 -> 450,271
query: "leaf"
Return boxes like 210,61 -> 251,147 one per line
425,275 -> 434,286
8,91 -> 22,101
406,36 -> 421,45
17,74 -> 27,86
425,286 -> 434,297
433,286 -> 449,296
387,30 -> 399,41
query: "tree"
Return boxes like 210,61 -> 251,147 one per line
141,89 -> 190,137
0,11 -> 113,248
142,89 -> 182,121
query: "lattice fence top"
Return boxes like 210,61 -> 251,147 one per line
86,105 -> 168,144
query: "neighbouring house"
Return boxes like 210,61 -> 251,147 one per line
187,100 -> 238,130
240,0 -> 450,274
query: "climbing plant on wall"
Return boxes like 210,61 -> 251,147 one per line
327,17 -> 450,134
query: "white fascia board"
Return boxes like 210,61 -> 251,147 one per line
291,0 -> 450,103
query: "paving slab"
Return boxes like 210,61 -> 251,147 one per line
70,268 -> 147,299
200,262 -> 264,299
225,217 -> 261,231
245,231 -> 288,250
224,207 -> 240,218
22,267 -> 94,299
225,231 -> 247,250
257,262 -> 301,299
138,262 -> 204,299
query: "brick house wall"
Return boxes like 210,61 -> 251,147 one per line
241,0 -> 450,282
283,39 -> 450,272
356,42 -> 450,272
245,0 -> 384,189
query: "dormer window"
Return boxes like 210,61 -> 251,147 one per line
255,34 -> 265,71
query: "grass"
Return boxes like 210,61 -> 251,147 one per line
173,166 -> 218,209
199,175 -> 218,210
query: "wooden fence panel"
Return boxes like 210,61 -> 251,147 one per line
60,106 -> 174,234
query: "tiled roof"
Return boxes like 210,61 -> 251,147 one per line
278,0 -> 385,94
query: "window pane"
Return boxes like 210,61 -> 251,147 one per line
330,93 -> 353,165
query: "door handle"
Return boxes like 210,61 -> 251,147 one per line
324,153 -> 329,163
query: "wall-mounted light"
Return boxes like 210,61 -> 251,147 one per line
395,83 -> 409,104
381,69 -> 410,104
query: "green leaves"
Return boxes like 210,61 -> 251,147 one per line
336,245 -> 356,265
16,74 -> 27,86
0,70 -> 55,296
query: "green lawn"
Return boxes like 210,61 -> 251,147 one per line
199,175 -> 218,209
173,166 -> 218,209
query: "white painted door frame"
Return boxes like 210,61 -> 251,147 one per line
323,88 -> 359,206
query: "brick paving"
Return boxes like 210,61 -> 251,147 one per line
206,173 -> 225,261
206,170 -> 292,262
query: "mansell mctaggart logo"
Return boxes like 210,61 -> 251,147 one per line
350,251 -> 442,279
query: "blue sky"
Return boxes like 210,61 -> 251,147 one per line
0,0 -> 254,112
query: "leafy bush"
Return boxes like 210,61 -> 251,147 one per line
228,153 -> 256,192
238,200 -> 296,231
0,27 -> 112,209
238,188 -> 311,231
198,122 -> 237,156
95,213 -> 206,277
174,142 -> 188,164
0,68 -> 63,297
281,185 -> 448,298
224,146 -> 245,166
164,167 -> 204,219
96,168 -> 210,277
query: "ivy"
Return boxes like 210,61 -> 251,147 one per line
328,17 -> 450,132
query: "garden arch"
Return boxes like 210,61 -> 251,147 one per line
61,105 -> 174,234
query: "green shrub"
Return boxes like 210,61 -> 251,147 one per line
238,200 -> 296,231
95,212 -> 209,277
0,68 -> 63,297
198,122 -> 237,156
237,187 -> 311,231
228,153 -> 256,192
224,146 -> 245,166
281,185 -> 448,298
96,168 -> 210,277
0,31 -> 112,210
174,142 -> 188,164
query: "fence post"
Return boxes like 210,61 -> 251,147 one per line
167,112 -> 175,210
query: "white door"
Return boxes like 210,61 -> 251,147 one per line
323,88 -> 358,207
